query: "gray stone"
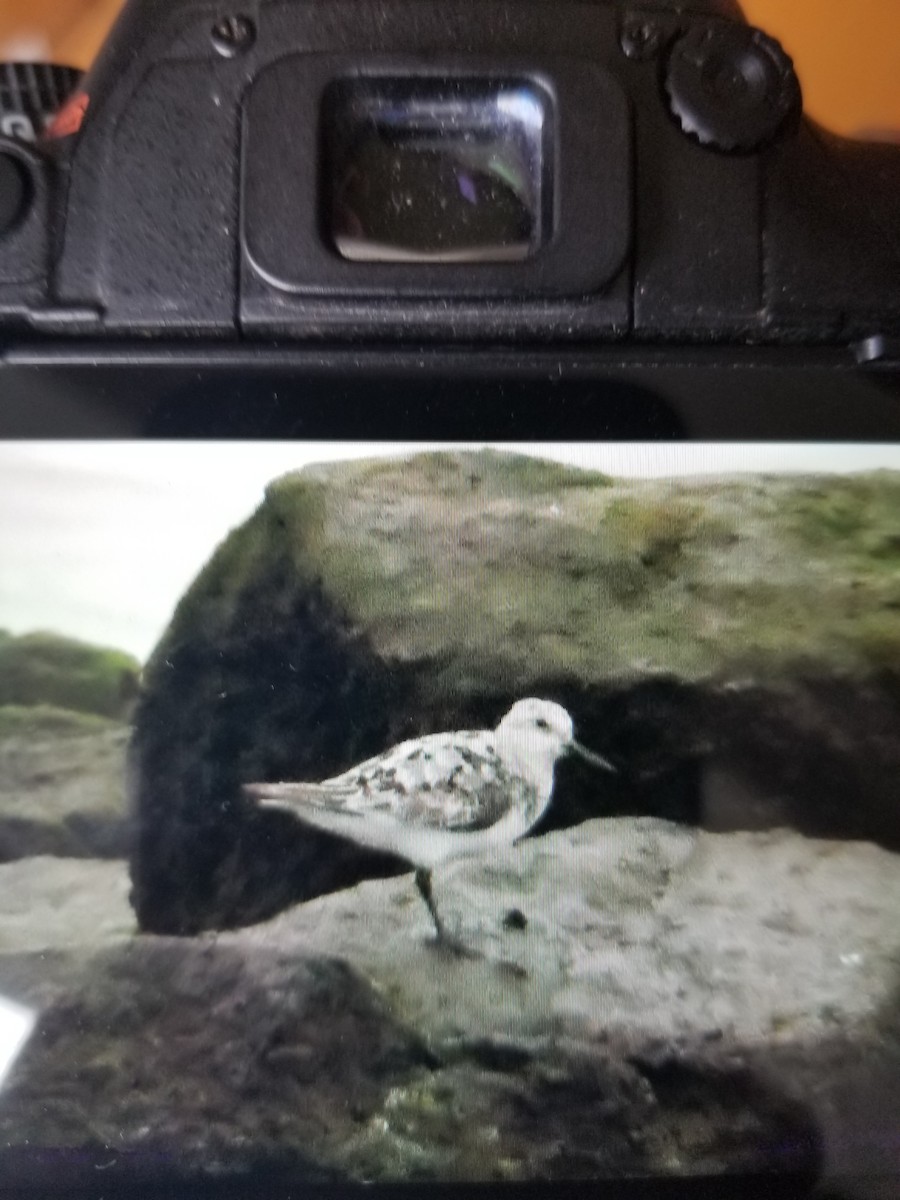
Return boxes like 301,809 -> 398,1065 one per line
2,819 -> 899,1191
0,722 -> 130,862
0,855 -> 134,959
247,819 -> 900,1052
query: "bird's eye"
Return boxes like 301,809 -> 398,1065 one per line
535,718 -> 551,731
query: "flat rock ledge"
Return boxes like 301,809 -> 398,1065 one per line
1,820 -> 899,1196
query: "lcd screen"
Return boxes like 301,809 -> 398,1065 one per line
1,434 -> 899,1197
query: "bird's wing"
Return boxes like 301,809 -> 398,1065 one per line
246,731 -> 526,832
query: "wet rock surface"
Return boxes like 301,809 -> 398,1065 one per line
2,819 -> 899,1194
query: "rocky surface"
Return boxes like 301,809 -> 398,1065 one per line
0,715 -> 130,861
0,856 -> 133,957
2,820 -> 899,1194
127,453 -> 900,934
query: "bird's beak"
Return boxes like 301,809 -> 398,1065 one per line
569,740 -> 617,773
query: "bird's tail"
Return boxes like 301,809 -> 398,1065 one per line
244,780 -> 368,818
244,780 -> 411,856
244,780 -> 355,809
245,781 -> 458,867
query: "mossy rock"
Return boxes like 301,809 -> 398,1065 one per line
8,822 -> 900,1185
0,632 -> 140,720
130,451 -> 900,935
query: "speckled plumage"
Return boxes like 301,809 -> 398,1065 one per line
245,698 -> 615,947
284,728 -> 541,832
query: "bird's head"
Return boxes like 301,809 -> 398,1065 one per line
495,698 -> 615,789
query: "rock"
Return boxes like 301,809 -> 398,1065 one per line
0,856 -> 134,961
0,716 -> 130,861
0,941 -> 432,1188
127,453 -> 900,933
247,819 -> 900,1052
0,632 -> 140,720
2,820 -> 899,1191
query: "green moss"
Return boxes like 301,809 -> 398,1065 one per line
345,468 -> 898,681
146,506 -> 289,673
345,1072 -> 518,1182
603,496 -> 739,572
868,535 -> 900,563
315,450 -> 614,496
791,473 -> 900,557
793,484 -> 869,544
471,450 -> 614,492
605,495 -> 699,540
264,473 -> 331,532
852,613 -> 900,671
145,454 -> 900,697
269,457 -> 612,680
0,633 -> 141,720
0,704 -> 121,741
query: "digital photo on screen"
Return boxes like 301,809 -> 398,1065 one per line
1,440 -> 899,1194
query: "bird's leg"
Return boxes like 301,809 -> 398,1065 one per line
414,867 -> 446,938
414,867 -> 476,957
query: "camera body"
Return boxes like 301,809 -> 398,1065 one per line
0,0 -> 898,349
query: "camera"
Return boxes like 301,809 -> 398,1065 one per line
1,1 -> 899,1197
0,0 -> 898,349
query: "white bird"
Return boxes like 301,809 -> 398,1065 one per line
244,698 -> 615,950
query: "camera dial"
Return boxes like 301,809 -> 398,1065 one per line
665,23 -> 801,153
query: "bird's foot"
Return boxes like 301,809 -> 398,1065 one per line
415,867 -> 479,958
430,927 -> 480,958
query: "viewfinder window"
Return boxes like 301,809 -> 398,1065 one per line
324,78 -> 552,263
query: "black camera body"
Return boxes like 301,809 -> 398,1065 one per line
0,0 -> 898,349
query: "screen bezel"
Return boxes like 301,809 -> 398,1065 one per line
1,344 -> 898,442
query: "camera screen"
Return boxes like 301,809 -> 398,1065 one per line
325,80 -> 551,263
1,431 -> 900,1195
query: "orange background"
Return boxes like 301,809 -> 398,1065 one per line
0,0 -> 897,140
742,0 -> 900,139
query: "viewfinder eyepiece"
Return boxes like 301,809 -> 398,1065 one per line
324,79 -> 552,263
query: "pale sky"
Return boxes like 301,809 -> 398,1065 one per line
2,441 -> 899,663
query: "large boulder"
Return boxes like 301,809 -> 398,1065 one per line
128,452 -> 900,932
2,820 -> 899,1192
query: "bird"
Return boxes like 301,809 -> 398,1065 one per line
244,698 -> 615,951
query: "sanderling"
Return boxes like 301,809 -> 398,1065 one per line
245,698 -> 615,950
